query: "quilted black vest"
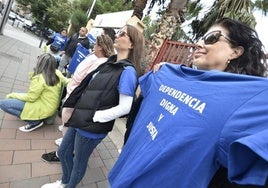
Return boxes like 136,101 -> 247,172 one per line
64,55 -> 134,133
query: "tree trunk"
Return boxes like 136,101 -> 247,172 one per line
144,0 -> 189,72
132,0 -> 148,20
151,0 -> 188,49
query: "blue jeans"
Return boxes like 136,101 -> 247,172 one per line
0,98 -> 42,126
58,127 -> 103,187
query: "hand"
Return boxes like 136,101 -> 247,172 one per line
6,93 -> 15,99
153,62 -> 166,73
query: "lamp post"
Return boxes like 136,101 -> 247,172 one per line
87,0 -> 97,18
38,13 -> 46,48
0,0 -> 15,35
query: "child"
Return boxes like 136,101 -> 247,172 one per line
0,53 -> 69,132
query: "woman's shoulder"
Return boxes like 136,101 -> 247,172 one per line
29,73 -> 46,85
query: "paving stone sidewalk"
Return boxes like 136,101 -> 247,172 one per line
0,35 -> 126,188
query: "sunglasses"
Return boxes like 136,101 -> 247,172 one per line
202,30 -> 234,45
116,30 -> 128,38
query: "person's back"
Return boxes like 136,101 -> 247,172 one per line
0,53 -> 69,132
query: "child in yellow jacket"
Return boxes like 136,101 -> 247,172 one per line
0,53 -> 69,132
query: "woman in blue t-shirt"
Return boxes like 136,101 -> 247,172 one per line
46,28 -> 68,54
122,17 -> 267,188
41,25 -> 145,188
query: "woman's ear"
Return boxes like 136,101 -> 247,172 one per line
129,43 -> 133,50
230,46 -> 244,60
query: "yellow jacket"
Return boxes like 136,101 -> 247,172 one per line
6,70 -> 69,120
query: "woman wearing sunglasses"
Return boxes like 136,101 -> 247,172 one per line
196,18 -> 267,188
41,24 -> 144,188
193,19 -> 266,77
109,18 -> 268,188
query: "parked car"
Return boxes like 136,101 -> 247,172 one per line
8,11 -> 17,21
44,28 -> 55,40
16,15 -> 25,23
26,23 -> 54,39
23,19 -> 32,30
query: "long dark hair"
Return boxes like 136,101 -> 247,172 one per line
126,25 -> 145,76
33,53 -> 59,86
215,17 -> 267,77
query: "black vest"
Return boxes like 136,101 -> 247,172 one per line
64,55 -> 134,133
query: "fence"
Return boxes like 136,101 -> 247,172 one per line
150,39 -> 196,69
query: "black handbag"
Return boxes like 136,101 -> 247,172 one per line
50,45 -> 60,53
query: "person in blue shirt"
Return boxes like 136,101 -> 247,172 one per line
46,28 -> 68,55
109,18 -> 268,188
41,24 -> 145,188
58,27 -> 90,74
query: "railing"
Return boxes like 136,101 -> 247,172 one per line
151,39 -> 196,69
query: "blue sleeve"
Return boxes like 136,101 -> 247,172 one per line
229,130 -> 268,186
139,70 -> 154,97
219,88 -> 268,186
118,66 -> 137,96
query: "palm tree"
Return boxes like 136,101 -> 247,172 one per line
191,0 -> 268,40
126,0 -> 268,72
125,0 -> 190,72
150,0 -> 188,49
128,0 -> 189,48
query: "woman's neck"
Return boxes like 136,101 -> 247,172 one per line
95,51 -> 105,58
116,50 -> 130,61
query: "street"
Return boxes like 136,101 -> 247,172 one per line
1,17 -> 44,48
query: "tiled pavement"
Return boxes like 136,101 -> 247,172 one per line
0,34 -> 126,188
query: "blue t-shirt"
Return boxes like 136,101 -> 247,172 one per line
77,65 -> 137,139
109,64 -> 268,188
52,33 -> 68,51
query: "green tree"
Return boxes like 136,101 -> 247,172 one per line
125,0 -> 189,47
69,0 -> 133,35
46,0 -> 72,32
16,0 -> 72,32
125,0 -> 268,71
68,9 -> 88,35
72,0 -> 133,20
191,0 -> 268,40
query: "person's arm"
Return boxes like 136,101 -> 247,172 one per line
63,35 -> 72,51
46,38 -> 54,46
81,38 -> 90,49
6,74 -> 44,102
46,34 -> 55,46
93,94 -> 133,123
56,70 -> 70,86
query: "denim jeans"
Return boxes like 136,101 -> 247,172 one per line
58,127 -> 103,188
0,98 -> 42,126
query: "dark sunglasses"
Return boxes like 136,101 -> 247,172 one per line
202,30 -> 234,45
116,30 -> 128,38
